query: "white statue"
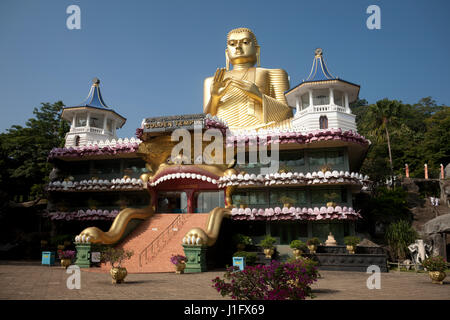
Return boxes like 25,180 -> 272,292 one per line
408,239 -> 432,265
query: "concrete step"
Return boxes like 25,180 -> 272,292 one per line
100,213 -> 209,273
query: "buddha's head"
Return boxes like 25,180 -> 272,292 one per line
226,27 -> 260,68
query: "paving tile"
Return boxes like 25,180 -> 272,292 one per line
0,262 -> 449,300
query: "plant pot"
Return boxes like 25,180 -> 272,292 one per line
175,262 -> 186,274
110,267 -> 128,284
60,258 -> 71,269
308,245 -> 317,254
237,243 -> 246,251
429,271 -> 446,284
346,245 -> 355,254
292,249 -> 303,259
263,248 -> 274,259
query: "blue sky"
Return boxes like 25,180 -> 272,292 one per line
1,0 -> 449,138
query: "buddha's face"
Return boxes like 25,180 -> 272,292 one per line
226,31 -> 257,66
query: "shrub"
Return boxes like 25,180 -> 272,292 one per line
422,256 -> 448,272
58,250 -> 76,260
170,254 -> 186,266
232,234 -> 253,246
290,240 -> 307,250
286,256 -> 320,278
385,220 -> 418,261
212,259 -> 319,300
233,251 -> 257,266
101,247 -> 133,268
344,236 -> 360,247
306,237 -> 320,246
259,236 -> 277,249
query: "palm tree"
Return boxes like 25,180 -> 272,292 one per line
366,99 -> 403,183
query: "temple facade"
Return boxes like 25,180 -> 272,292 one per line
46,30 -> 370,272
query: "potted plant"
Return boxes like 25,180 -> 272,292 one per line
324,192 -> 339,208
290,240 -> 307,259
236,199 -> 248,209
320,164 -> 332,173
279,196 -> 296,208
101,247 -> 133,284
422,256 -> 447,284
306,237 -> 320,254
259,236 -> 277,259
170,254 -> 187,274
58,250 -> 76,269
344,236 -> 360,254
232,234 -> 252,251
278,164 -> 293,174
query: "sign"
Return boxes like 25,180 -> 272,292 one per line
142,114 -> 205,134
232,256 -> 246,271
90,251 -> 101,263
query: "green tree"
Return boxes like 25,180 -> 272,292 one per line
365,99 -> 403,181
422,107 -> 450,173
0,101 -> 68,202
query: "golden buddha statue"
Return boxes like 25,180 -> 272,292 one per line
204,27 -> 293,129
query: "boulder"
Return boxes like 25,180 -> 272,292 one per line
423,214 -> 450,234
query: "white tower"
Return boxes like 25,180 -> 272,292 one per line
287,48 -> 360,132
62,78 -> 126,147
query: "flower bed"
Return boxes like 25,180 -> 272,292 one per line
43,209 -> 120,221
212,258 -> 319,300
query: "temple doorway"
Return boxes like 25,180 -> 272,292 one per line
156,191 -> 188,213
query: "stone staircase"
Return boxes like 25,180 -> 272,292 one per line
100,213 -> 210,273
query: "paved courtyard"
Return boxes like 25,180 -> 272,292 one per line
0,261 -> 449,300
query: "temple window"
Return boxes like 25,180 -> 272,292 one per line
313,89 -> 329,105
301,93 -> 310,109
270,222 -> 308,244
75,113 -> 87,127
334,90 -> 344,107
89,114 -> 104,128
279,150 -> 305,170
308,150 -> 345,171
106,119 -> 113,132
310,187 -> 347,206
270,189 -> 307,207
319,115 -> 328,129
195,191 -> 225,213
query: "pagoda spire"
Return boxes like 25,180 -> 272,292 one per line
80,77 -> 110,109
305,48 -> 336,82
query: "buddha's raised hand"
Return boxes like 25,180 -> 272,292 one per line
210,68 -> 232,100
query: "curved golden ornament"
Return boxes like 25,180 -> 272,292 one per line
77,205 -> 154,244
183,207 -> 231,247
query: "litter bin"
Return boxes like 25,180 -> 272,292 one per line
232,256 -> 246,271
42,251 -> 55,266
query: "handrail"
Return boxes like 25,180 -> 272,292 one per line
138,214 -> 188,267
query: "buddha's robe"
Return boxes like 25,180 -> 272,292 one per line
204,67 -> 293,130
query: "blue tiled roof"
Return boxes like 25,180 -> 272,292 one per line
71,78 -> 110,109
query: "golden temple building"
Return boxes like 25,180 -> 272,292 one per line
46,28 -> 380,273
